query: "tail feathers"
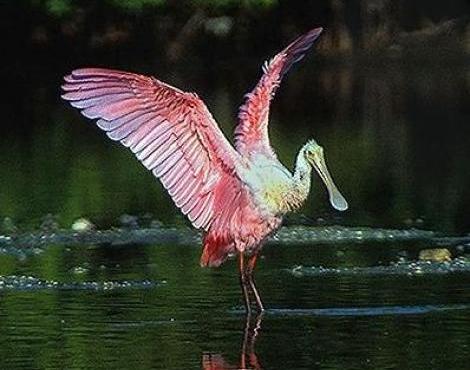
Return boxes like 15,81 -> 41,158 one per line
200,232 -> 235,267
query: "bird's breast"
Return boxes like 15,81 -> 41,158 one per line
241,161 -> 293,216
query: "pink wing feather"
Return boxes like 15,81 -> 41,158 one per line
235,27 -> 323,157
62,68 -> 243,232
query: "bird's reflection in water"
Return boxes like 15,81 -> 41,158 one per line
202,313 -> 264,370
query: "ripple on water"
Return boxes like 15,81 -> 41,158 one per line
0,275 -> 159,291
289,257 -> 470,277
262,304 -> 470,317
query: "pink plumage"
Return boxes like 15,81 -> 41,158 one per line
62,68 -> 241,234
62,27 -> 332,312
236,27 -> 323,158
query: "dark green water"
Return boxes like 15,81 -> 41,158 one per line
1,41 -> 470,369
0,242 -> 468,370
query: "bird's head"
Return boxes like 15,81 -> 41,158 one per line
303,139 -> 348,211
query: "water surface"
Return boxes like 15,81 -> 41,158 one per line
1,35 -> 469,370
0,241 -> 469,369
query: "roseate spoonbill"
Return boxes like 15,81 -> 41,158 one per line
61,27 -> 348,313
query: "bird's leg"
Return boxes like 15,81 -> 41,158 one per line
239,252 -> 252,315
240,308 -> 251,369
246,253 -> 265,312
240,311 -> 264,370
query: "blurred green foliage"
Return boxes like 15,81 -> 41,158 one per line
1,0 -> 469,233
44,0 -> 72,16
41,0 -> 277,16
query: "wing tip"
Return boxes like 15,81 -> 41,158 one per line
62,67 -> 127,85
279,25 -> 324,76
290,26 -> 324,50
311,26 -> 324,36
70,67 -> 111,76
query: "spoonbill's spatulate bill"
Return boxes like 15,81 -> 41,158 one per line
62,26 -> 348,313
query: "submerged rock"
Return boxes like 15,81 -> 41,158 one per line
40,214 -> 59,232
455,243 -> 470,254
71,218 -> 95,232
273,226 -> 436,245
0,275 -> 157,291
150,220 -> 164,229
1,217 -> 18,235
119,214 -> 139,229
290,257 -> 470,277
1,225 -> 469,262
419,248 -> 452,262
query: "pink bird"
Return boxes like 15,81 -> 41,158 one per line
62,27 -> 348,313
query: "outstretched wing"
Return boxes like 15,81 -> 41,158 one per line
62,68 -> 243,231
235,27 -> 323,158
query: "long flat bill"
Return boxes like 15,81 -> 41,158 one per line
312,150 -> 348,211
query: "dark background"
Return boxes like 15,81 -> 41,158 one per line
1,0 -> 469,233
